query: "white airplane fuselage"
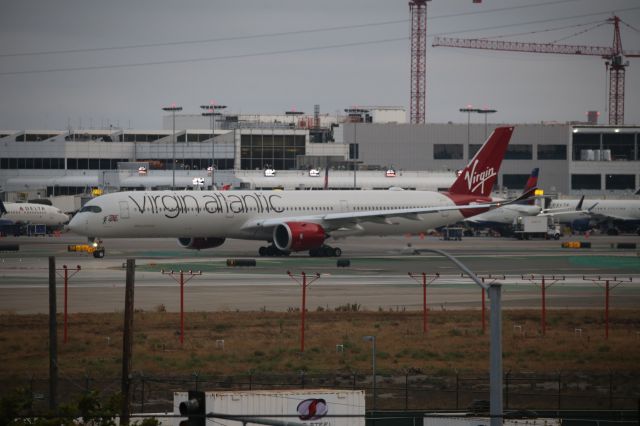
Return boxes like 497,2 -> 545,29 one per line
547,198 -> 640,226
69,190 -> 469,241
0,202 -> 69,227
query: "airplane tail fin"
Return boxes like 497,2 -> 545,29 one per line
447,126 -> 514,198
523,168 -> 539,193
522,168 -> 539,205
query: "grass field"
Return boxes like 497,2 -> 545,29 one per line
0,308 -> 638,379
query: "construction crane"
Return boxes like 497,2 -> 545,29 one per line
409,0 -> 431,124
433,16 -> 640,125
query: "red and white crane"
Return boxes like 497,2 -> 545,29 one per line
433,15 -> 640,125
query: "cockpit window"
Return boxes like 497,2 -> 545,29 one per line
79,205 -> 102,213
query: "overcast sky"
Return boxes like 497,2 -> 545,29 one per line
0,0 -> 639,130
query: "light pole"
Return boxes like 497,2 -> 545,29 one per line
460,106 -> 479,160
362,335 -> 376,410
201,103 -> 227,189
162,104 -> 182,190
476,108 -> 497,140
417,248 -> 503,426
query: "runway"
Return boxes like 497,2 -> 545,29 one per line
0,233 -> 638,314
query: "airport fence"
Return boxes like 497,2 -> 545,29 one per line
2,370 -> 639,414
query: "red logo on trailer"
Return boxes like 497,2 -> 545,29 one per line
297,398 -> 328,421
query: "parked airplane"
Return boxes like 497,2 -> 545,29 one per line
545,197 -> 640,235
68,127 -> 530,257
464,168 -> 541,234
0,200 -> 69,233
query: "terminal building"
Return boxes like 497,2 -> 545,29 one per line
1,106 -> 638,206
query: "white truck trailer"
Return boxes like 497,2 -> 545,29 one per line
513,216 -> 561,240
174,389 -> 365,426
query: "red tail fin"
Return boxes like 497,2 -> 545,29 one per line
523,168 -> 539,193
522,167 -> 539,205
448,126 -> 514,197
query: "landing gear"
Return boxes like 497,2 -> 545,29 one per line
258,244 -> 290,257
89,238 -> 105,258
309,245 -> 342,257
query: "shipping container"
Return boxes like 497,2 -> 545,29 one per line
174,389 -> 365,426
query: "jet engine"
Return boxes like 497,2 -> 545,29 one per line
273,222 -> 326,252
177,237 -> 226,250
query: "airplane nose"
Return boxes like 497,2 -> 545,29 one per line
67,215 -> 81,233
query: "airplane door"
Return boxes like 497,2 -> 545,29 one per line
119,201 -> 130,219
340,200 -> 349,213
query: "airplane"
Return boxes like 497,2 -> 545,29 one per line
544,196 -> 640,235
68,126 -> 532,258
0,199 -> 70,234
464,168 -> 541,235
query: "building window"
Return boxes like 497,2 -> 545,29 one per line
502,174 -> 530,190
603,133 -> 635,161
433,144 -> 463,159
572,174 -> 601,190
537,144 -> 567,160
605,174 -> 635,190
505,145 -> 532,160
240,134 -> 305,170
572,133 -> 600,160
349,143 -> 359,160
469,144 -> 482,158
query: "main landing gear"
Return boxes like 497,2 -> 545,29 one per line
309,245 -> 342,257
258,245 -> 290,257
257,244 -> 343,257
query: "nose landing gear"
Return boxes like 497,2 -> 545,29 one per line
89,238 -> 105,258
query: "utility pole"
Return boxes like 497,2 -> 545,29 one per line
48,257 -> 58,411
522,275 -> 565,336
56,265 -> 81,344
582,276 -> 632,339
407,272 -> 440,334
162,104 -> 182,190
161,269 -> 202,345
201,102 -> 227,189
121,259 -> 135,425
287,271 -> 322,352
460,106 -> 479,161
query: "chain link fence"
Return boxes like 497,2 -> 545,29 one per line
2,370 -> 639,415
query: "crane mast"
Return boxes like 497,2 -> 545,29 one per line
433,15 -> 640,125
409,0 -> 431,124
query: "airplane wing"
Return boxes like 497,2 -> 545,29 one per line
241,189 -> 536,233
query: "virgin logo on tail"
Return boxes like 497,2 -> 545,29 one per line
464,159 -> 496,194
447,126 -> 513,197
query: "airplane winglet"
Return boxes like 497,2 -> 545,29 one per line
505,186 -> 538,206
0,199 -> 6,216
576,195 -> 585,211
